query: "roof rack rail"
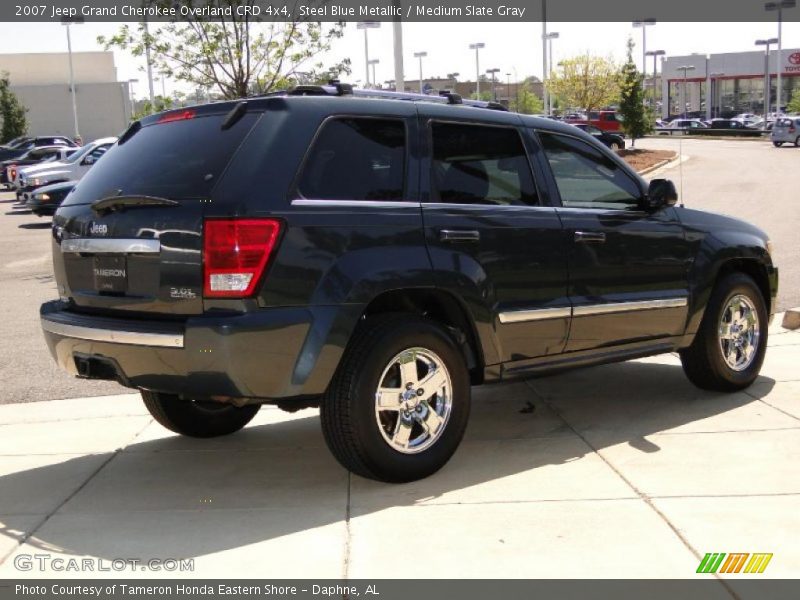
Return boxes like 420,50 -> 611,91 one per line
287,80 -> 353,97
283,83 -> 510,112
438,90 -> 463,105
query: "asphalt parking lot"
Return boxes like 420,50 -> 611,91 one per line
0,137 -> 797,585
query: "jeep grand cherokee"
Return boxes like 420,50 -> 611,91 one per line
40,85 -> 778,482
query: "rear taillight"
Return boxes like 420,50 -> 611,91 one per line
203,218 -> 282,298
9,166 -> 16,180
790,127 -> 796,133
158,109 -> 196,124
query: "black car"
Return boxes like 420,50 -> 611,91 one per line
40,86 -> 778,482
1,146 -> 76,187
26,180 -> 76,216
0,136 -> 77,161
705,119 -> 747,130
572,123 -> 625,149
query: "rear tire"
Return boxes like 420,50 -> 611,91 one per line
679,273 -> 768,392
795,136 -> 800,148
773,141 -> 783,147
321,315 -> 471,483
142,391 -> 260,438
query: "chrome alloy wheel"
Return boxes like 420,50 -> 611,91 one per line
374,347 -> 453,454
718,294 -> 761,372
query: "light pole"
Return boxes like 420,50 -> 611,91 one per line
486,68 -> 500,102
414,51 -> 427,94
357,22 -> 381,88
678,65 -> 696,119
756,38 -> 778,117
766,1 -> 796,115
709,72 -> 724,118
543,32 -> 559,115
469,43 -> 485,96
127,78 -> 139,120
645,49 -> 666,111
541,0 -> 548,118
633,19 -> 656,96
61,16 -> 84,140
506,72 -> 512,107
368,59 -> 380,91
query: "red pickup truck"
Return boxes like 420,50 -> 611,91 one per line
566,110 -> 623,132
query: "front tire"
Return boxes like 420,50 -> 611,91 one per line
321,315 -> 471,483
773,141 -> 783,147
680,273 -> 768,392
142,391 -> 260,438
795,136 -> 800,148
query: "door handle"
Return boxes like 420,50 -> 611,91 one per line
439,229 -> 480,243
574,231 -> 606,243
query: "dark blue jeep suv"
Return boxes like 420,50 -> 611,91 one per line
40,85 -> 778,482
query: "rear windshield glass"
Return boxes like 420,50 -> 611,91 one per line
63,112 -> 260,206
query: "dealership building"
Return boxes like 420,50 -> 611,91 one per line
0,51 -> 132,142
661,48 -> 800,119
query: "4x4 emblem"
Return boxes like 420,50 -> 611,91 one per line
89,222 -> 108,236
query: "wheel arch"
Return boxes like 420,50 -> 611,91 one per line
361,288 -> 486,385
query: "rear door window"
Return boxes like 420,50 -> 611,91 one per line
429,122 -> 538,206
63,112 -> 260,206
296,117 -> 406,201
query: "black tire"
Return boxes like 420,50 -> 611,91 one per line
773,141 -> 783,147
795,136 -> 800,148
141,391 -> 260,438
321,314 -> 471,483
679,273 -> 768,392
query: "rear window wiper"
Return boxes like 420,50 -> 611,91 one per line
92,194 -> 180,215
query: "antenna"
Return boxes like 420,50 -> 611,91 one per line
678,135 -> 685,207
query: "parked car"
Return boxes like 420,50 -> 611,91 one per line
26,180 -> 76,217
0,136 -> 77,161
659,119 -> 708,134
572,123 -> 625,150
40,87 -> 778,482
705,119 -> 747,130
566,110 -> 622,132
15,137 -> 115,201
1,146 -> 76,187
771,117 -> 800,147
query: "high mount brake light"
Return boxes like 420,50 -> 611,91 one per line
203,218 -> 282,298
157,110 -> 196,124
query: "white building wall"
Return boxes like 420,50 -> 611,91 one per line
0,52 -> 129,142
12,82 -> 130,142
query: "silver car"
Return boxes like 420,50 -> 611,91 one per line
771,117 -> 800,147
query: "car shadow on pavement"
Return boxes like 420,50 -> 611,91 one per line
17,222 -> 51,230
4,210 -> 31,216
0,360 -> 777,566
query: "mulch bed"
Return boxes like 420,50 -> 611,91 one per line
617,149 -> 677,173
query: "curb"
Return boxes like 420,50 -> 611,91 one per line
637,154 -> 685,176
782,308 -> 800,330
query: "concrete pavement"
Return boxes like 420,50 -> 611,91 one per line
0,319 -> 797,583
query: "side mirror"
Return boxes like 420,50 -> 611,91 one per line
82,155 -> 96,166
645,178 -> 678,210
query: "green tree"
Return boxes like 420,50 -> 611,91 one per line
617,38 -> 653,147
787,88 -> 800,114
98,0 -> 350,104
548,53 -> 620,116
0,73 -> 28,143
511,82 -> 545,114
133,95 -> 175,120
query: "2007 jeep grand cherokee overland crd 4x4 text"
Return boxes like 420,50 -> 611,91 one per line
40,85 -> 778,482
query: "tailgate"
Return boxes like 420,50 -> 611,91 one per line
51,107 -> 263,316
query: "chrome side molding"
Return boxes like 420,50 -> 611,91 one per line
572,297 -> 688,317
41,319 -> 184,348
498,297 -> 687,324
60,238 -> 161,254
498,307 -> 571,324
